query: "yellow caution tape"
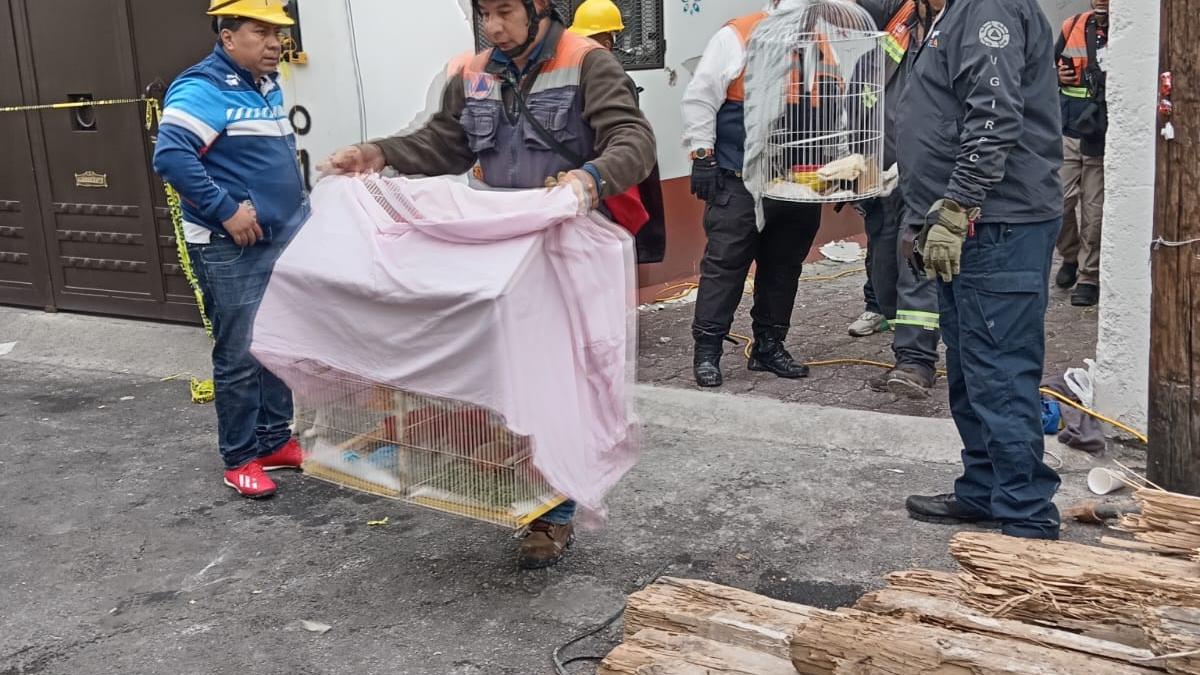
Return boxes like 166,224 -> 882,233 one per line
3,97 -> 215,403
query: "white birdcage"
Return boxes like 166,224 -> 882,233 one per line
292,366 -> 565,530
743,0 -> 886,206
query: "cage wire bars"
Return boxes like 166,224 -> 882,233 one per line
743,0 -> 885,209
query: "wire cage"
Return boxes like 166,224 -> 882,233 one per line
292,365 -> 565,530
747,0 -> 886,203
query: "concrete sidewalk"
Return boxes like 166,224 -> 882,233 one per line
0,307 -> 1138,674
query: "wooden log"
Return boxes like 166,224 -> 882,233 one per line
1117,489 -> 1200,557
1148,0 -> 1200,497
934,532 -> 1200,645
790,610 -> 1160,674
598,628 -> 796,675
856,587 -> 1162,669
623,576 -> 834,660
1144,607 -> 1200,675
884,568 -> 1151,647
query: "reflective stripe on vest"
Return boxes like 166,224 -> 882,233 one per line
1060,86 -> 1089,99
449,33 -> 601,99
883,1 -> 917,64
1059,11 -> 1093,88
725,11 -> 768,103
725,11 -> 841,109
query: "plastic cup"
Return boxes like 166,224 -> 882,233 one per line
1087,467 -> 1126,495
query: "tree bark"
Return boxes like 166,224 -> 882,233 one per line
856,587 -> 1162,668
622,576 -> 834,660
598,628 -> 796,675
1148,0 -> 1200,496
790,610 -> 1158,674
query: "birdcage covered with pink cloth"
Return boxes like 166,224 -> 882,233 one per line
251,175 -> 639,528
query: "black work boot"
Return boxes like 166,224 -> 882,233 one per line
886,366 -> 935,400
747,331 -> 809,379
1071,282 -> 1099,307
906,493 -> 996,526
1055,262 -> 1078,289
693,338 -> 725,388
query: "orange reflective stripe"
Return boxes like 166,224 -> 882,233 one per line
541,30 -> 602,72
725,12 -> 768,102
1060,11 -> 1093,87
883,1 -> 917,62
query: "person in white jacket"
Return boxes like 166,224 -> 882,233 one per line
682,0 -> 822,389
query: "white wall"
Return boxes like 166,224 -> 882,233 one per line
1093,0 -> 1160,434
279,1 -> 475,166
1040,0 -> 1090,27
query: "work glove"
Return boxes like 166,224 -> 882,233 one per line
918,198 -> 977,283
689,154 -> 720,202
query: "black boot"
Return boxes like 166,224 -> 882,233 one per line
747,330 -> 809,379
1054,262 -> 1078,289
1071,282 -> 1099,307
905,493 -> 996,526
693,338 -> 724,388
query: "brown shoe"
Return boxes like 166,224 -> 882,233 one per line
887,366 -> 935,400
867,369 -> 892,392
518,520 -> 575,569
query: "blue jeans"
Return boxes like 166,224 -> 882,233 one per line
189,229 -> 299,469
942,219 -> 1062,539
541,500 -> 576,525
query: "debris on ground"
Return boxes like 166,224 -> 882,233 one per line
598,493 -> 1200,673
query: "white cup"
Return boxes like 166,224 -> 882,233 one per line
1087,467 -> 1127,495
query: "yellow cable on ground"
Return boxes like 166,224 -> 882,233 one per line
696,334 -> 1145,444
1040,387 -> 1148,444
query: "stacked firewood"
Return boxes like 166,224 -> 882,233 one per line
599,492 -> 1200,674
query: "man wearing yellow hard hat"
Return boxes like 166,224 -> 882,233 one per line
568,0 -> 668,266
153,0 -> 310,500
568,0 -> 625,51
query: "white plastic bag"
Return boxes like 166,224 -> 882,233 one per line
1064,358 -> 1096,409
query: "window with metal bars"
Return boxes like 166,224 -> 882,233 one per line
472,1 -> 665,70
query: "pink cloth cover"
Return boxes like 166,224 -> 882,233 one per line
251,175 -> 639,515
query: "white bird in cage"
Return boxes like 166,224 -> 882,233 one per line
742,0 -> 886,227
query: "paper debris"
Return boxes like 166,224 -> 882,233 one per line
120,396 -> 135,401
819,240 -> 862,263
0,342 -> 16,357
300,620 -> 332,634
367,517 -> 389,527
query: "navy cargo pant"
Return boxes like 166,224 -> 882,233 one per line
942,219 -> 1062,539
863,193 -> 940,378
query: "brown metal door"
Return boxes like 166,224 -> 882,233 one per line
0,2 -> 53,309
12,0 -> 195,321
129,0 -> 217,323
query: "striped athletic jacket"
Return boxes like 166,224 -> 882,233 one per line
153,43 -> 307,243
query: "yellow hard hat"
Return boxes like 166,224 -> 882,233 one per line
208,0 -> 294,26
569,0 -> 624,37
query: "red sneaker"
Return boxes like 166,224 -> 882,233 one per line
223,461 -> 277,499
259,438 -> 304,472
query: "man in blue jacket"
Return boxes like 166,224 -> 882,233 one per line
153,0 -> 309,499
896,0 -> 1064,539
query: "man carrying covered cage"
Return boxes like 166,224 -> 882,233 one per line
318,0 -> 655,569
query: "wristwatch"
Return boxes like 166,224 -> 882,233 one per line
690,148 -> 713,161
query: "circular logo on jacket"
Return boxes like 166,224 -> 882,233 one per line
979,21 -> 1011,48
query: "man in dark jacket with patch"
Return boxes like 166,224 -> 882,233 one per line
896,0 -> 1064,540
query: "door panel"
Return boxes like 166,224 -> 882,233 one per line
21,0 -> 168,316
0,1 -> 52,308
129,0 -> 217,322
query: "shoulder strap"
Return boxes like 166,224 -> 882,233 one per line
501,68 -> 586,168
